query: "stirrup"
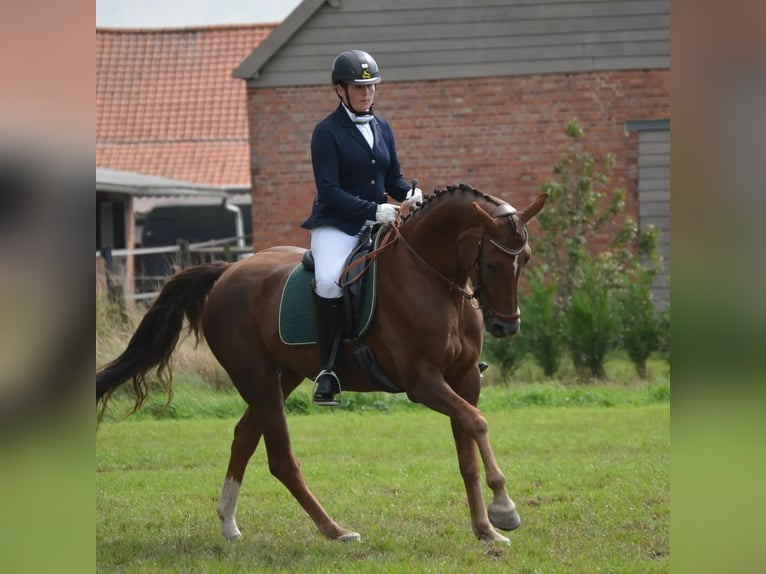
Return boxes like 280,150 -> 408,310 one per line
312,370 -> 342,406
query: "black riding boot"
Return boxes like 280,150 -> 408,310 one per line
311,294 -> 344,406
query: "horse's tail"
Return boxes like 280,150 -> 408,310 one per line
96,261 -> 230,419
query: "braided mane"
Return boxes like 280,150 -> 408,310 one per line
400,183 -> 500,224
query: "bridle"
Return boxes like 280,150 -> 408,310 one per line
337,201 -> 529,323
386,202 -> 529,323
471,203 -> 529,322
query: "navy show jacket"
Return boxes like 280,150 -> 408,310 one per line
301,104 -> 412,236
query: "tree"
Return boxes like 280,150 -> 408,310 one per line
528,119 -> 662,379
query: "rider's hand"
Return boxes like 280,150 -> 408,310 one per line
375,203 -> 400,224
405,187 -> 423,208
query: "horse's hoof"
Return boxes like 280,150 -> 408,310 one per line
488,503 -> 521,531
224,532 -> 243,542
337,532 -> 361,543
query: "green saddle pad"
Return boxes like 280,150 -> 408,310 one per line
278,255 -> 378,345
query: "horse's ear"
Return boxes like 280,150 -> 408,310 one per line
519,193 -> 549,224
472,202 -> 498,232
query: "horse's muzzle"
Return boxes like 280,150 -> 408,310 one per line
486,317 -> 520,338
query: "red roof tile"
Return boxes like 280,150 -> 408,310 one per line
96,24 -> 276,187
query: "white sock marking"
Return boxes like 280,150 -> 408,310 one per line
217,477 -> 242,540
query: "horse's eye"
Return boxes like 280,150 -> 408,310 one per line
486,262 -> 501,274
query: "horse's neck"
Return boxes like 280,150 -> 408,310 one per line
400,194 -> 491,281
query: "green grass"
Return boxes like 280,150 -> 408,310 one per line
97,402 -> 669,573
99,373 -> 669,422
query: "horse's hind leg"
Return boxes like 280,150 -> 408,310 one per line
256,382 -> 361,542
216,372 -> 304,541
217,407 -> 261,541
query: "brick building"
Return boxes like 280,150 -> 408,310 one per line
234,0 -> 670,306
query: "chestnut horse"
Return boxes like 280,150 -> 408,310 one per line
97,184 -> 547,545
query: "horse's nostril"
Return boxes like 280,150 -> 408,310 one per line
489,322 -> 506,338
487,320 -> 520,338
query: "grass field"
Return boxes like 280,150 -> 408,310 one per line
97,394 -> 669,573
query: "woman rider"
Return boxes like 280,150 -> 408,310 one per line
301,49 -> 422,406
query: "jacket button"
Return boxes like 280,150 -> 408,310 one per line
371,159 -> 376,164
371,179 -> 375,184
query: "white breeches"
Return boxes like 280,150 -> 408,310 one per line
310,225 -> 368,298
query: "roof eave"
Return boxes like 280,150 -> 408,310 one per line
232,0 -> 334,80
97,183 -> 230,199
96,167 -> 231,198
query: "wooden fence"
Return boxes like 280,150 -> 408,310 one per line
96,236 -> 252,304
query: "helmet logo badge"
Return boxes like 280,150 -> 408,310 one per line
361,69 -> 371,79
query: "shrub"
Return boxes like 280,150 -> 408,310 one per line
534,118 -> 630,306
528,118 -> 665,378
618,279 -> 659,378
481,334 -> 526,380
656,302 -> 671,363
521,271 -> 565,378
565,258 -> 621,379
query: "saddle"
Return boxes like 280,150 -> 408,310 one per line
278,225 -> 402,394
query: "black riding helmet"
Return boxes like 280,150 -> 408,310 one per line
331,50 -> 381,85
331,50 -> 381,116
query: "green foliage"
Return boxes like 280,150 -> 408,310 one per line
284,391 -> 311,414
530,118 -> 665,379
535,119 -> 627,304
565,258 -> 621,379
618,279 -> 660,378
519,271 -> 565,377
479,381 -> 669,409
481,335 -> 525,379
100,376 -> 669,423
656,303 -> 671,361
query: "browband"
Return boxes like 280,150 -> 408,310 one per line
491,203 -> 517,219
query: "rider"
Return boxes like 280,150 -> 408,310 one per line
301,49 -> 422,406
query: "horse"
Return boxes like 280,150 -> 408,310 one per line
96,183 -> 548,545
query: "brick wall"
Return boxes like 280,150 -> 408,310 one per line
245,69 -> 669,251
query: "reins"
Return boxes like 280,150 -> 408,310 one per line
337,199 -> 528,319
337,209 -> 474,298
388,218 -> 476,300
337,219 -> 400,288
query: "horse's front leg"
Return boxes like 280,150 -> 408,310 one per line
450,419 -> 511,543
410,376 -> 519,543
451,418 -> 521,534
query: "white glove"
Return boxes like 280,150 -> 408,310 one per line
405,187 -> 423,208
375,203 -> 400,224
